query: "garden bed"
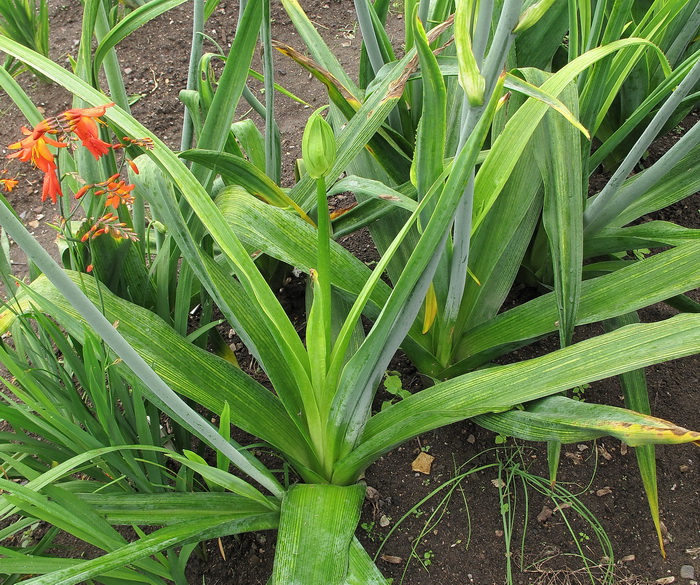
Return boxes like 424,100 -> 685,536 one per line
0,0 -> 699,584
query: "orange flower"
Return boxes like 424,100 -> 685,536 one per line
7,122 -> 67,174
0,170 -> 18,192
94,175 -> 135,208
42,167 -> 63,203
81,212 -> 138,242
59,103 -> 115,160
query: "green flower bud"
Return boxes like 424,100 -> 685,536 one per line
513,0 -> 558,34
302,107 -> 336,179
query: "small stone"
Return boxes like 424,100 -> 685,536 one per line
681,566 -> 695,580
124,67 -> 133,74
467,434 -> 476,444
495,529 -> 504,537
379,515 -> 390,527
680,465 -> 689,473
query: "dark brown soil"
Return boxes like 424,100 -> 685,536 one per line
1,1 -> 699,584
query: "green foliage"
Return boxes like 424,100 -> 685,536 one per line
0,0 -> 49,78
0,0 -> 699,583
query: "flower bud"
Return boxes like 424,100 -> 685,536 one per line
513,0 -> 558,34
302,107 -> 336,179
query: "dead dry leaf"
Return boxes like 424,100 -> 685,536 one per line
411,452 -> 435,475
655,577 -> 675,584
564,451 -> 583,465
365,486 -> 380,501
597,444 -> 613,461
380,554 -> 403,565
596,487 -> 612,497
537,506 -> 553,524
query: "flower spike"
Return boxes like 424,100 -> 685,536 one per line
59,103 -> 115,160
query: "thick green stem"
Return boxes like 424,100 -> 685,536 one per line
316,176 -> 332,354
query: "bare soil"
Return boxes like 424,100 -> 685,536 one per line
0,1 -> 698,584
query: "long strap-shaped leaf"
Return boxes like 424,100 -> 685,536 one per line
271,484 -> 365,585
472,395 -> 700,446
584,222 -> 700,258
16,513 -> 279,585
179,149 -> 312,222
334,313 -> 700,482
603,311 -> 666,556
447,242 -> 700,376
77,492 -> 275,525
0,35 -> 315,415
0,273 -> 318,476
532,69 -> 583,348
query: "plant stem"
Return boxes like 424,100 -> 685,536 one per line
180,0 -> 204,152
316,175 -> 332,352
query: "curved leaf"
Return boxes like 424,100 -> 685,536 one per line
335,313 -> 700,482
0,274 -> 315,471
449,242 -> 700,375
472,395 -> 700,446
92,0 -> 189,82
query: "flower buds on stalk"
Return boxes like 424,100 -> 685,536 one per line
302,107 -> 336,179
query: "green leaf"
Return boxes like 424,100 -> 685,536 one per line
412,10 -> 446,205
18,513 -> 279,585
472,395 -> 700,446
449,242 -> 700,375
272,484 -> 365,585
583,222 -> 700,258
179,149 -> 313,223
603,312 -> 665,556
78,492 -> 275,526
335,313 -> 700,482
92,0 -> 189,83
531,69 -> 583,347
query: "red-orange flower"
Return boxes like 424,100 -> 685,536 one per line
7,122 -> 67,174
59,103 -> 115,160
81,212 -> 138,242
42,167 -> 63,203
0,170 -> 18,192
92,173 -> 135,208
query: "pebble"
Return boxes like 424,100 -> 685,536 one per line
681,566 -> 695,580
